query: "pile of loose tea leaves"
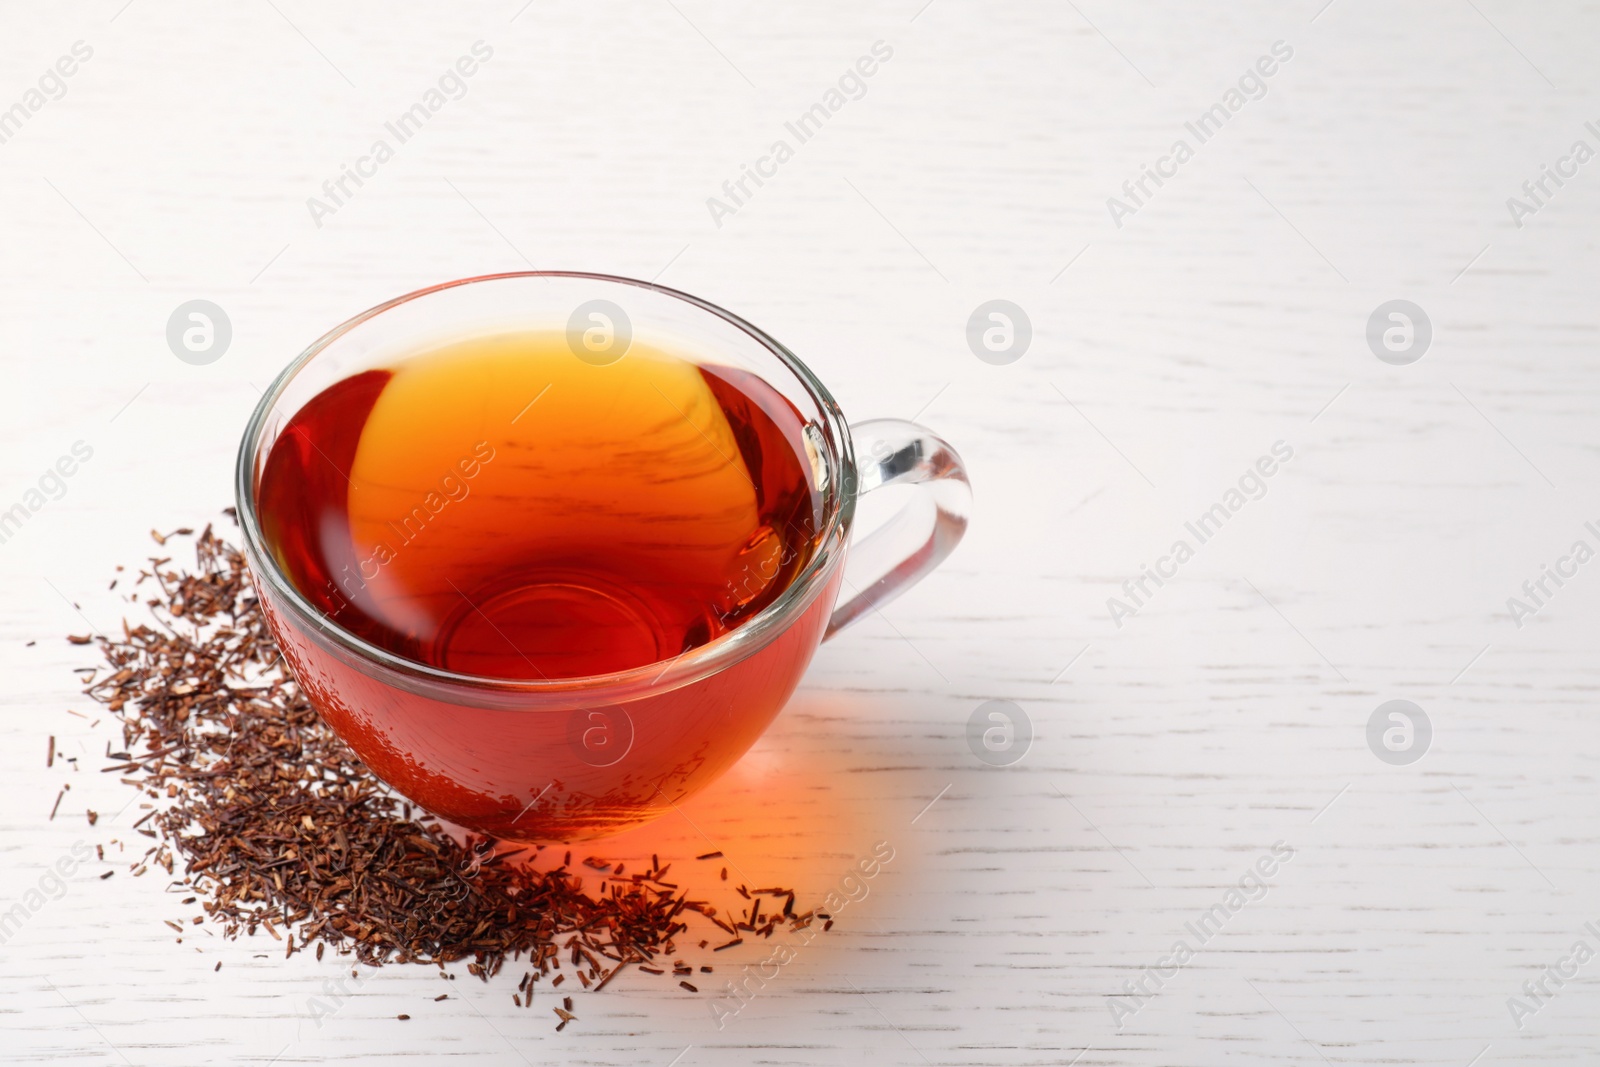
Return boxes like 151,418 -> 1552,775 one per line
72,518 -> 825,1030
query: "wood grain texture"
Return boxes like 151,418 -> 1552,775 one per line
2,0 -> 1599,1063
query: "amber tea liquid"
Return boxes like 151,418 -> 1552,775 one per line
257,332 -> 823,681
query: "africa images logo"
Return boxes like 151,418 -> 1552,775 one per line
306,41 -> 494,228
1105,41 -> 1294,228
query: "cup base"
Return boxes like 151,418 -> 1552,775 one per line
433,574 -> 667,679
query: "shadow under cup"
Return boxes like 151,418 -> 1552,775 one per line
237,273 -> 967,843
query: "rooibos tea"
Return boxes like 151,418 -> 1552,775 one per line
257,332 -> 824,681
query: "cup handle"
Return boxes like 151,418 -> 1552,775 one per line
825,418 -> 971,640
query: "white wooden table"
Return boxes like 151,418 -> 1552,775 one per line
4,1 -> 1599,1063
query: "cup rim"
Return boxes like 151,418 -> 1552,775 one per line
234,271 -> 856,695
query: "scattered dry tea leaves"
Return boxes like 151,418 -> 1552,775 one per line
74,521 -> 825,1029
